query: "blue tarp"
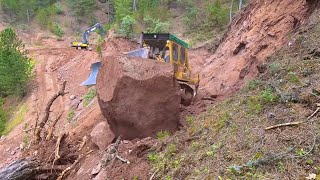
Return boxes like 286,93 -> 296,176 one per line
81,62 -> 101,86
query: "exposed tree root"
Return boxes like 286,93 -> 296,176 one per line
91,136 -> 130,175
56,154 -> 83,180
78,136 -> 88,151
53,132 -> 67,166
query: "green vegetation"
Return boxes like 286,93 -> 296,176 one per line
0,28 -> 34,96
2,104 -> 27,135
67,0 -> 96,24
0,28 -> 32,136
156,130 -> 170,140
0,0 -> 58,23
67,109 -> 75,122
83,89 -> 96,107
179,0 -> 230,45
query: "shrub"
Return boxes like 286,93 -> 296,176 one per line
261,88 -> 277,103
144,15 -> 169,33
50,23 -> 64,38
206,0 -> 229,28
117,15 -> 135,37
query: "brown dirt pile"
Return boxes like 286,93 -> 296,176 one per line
97,56 -> 181,140
201,0 -> 317,97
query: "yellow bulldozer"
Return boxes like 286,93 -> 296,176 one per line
127,33 -> 200,105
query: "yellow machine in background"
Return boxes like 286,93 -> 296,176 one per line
139,33 -> 200,105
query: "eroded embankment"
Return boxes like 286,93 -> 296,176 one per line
201,0 -> 318,97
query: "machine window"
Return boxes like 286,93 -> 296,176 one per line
172,43 -> 179,61
162,47 -> 170,63
180,47 -> 186,64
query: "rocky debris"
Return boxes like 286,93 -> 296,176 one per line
70,96 -> 82,110
97,55 -> 181,140
90,122 -> 115,150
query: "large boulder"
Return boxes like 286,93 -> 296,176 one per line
96,55 -> 181,140
90,122 -> 115,150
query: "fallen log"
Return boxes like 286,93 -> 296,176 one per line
0,159 -> 67,180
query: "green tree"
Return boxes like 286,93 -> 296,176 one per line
0,0 -> 57,23
0,28 -> 33,96
117,15 -> 135,37
114,0 -> 132,22
67,0 -> 96,21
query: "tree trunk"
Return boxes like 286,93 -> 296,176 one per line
133,0 -> 137,11
0,159 -> 37,180
230,0 -> 234,22
239,0 -> 243,10
0,159 -> 67,180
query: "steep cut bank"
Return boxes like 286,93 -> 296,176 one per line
201,0 -> 318,97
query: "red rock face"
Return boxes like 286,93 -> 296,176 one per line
96,55 -> 181,140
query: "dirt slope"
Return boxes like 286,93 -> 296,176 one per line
201,0 -> 317,97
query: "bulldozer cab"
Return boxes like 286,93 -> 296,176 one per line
140,33 -> 198,86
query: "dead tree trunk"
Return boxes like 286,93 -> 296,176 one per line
0,159 -> 38,180
0,159 -> 67,180
34,81 -> 67,143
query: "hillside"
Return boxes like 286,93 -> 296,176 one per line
0,0 -> 319,180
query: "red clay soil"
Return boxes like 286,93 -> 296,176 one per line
97,56 -> 181,140
201,0 -> 317,97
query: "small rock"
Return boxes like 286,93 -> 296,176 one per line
267,113 -> 276,119
5,148 -> 10,152
10,151 -> 16,155
267,32 -> 276,37
15,147 -> 20,151
70,95 -> 76,100
20,143 -> 25,150
77,101 -> 84,111
34,151 -> 38,156
90,122 -> 115,150
70,98 -> 81,109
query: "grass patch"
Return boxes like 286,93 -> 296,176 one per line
2,105 -> 27,135
67,109 -> 75,122
156,130 -> 170,140
83,89 -> 96,107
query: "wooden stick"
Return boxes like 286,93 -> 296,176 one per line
265,121 -> 303,130
53,132 -> 67,166
78,136 -> 88,151
46,112 -> 64,141
307,107 -> 320,120
149,170 -> 158,180
56,154 -> 83,180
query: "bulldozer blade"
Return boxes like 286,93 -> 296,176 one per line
124,48 -> 149,58
81,62 -> 101,86
180,84 -> 194,106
